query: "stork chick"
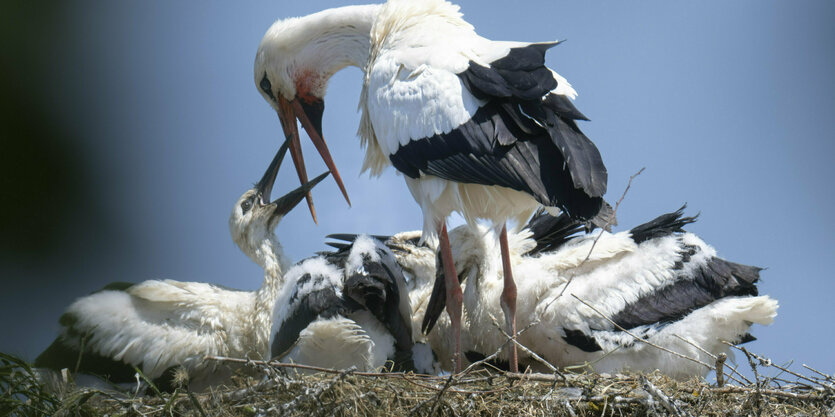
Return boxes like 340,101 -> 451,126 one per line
270,235 -> 415,372
35,142 -> 328,391
330,207 -> 778,378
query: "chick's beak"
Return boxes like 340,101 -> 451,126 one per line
255,139 -> 290,206
272,171 -> 331,218
275,95 -> 351,224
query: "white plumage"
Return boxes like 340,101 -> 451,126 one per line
35,144 -> 321,390
350,208 -> 778,378
270,234 -> 415,372
256,0 -> 611,371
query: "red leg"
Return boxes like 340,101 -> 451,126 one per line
499,223 -> 519,373
438,222 -> 463,373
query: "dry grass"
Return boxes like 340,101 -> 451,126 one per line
3,351 -> 833,417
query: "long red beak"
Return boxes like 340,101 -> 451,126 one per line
276,95 -> 351,223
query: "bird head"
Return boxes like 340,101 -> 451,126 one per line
229,139 -> 330,260
253,4 -> 380,222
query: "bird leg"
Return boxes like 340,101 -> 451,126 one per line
438,222 -> 463,373
499,223 -> 519,373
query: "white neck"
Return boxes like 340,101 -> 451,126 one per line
251,235 -> 290,358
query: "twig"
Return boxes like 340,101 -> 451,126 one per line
570,294 -> 714,370
545,167 -> 646,312
803,364 -> 834,382
429,373 -> 456,417
641,375 -> 690,417
489,315 -> 564,379
187,390 -> 208,417
673,334 -> 716,360
460,320 -> 539,377
727,361 -> 753,385
673,334 -> 744,386
723,342 -> 828,389
220,377 -> 277,402
280,367 -> 356,416
205,356 -> 442,379
709,386 -> 828,401
563,400 -> 577,417
715,353 -> 727,388
740,347 -> 763,416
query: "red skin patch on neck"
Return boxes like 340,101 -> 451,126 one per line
295,70 -> 321,104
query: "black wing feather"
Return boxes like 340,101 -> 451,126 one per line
525,209 -> 586,255
611,256 -> 762,330
35,282 -> 139,383
629,205 -> 698,244
343,250 -> 414,355
562,329 -> 603,353
34,334 -> 138,384
391,103 -> 603,220
391,43 -> 607,221
271,275 -> 352,359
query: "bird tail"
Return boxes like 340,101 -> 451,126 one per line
628,205 -> 698,244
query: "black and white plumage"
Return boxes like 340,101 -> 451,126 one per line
255,0 -> 611,372
34,143 -> 327,391
270,235 -> 416,372
330,207 -> 778,378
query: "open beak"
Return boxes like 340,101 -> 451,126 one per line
275,95 -> 351,224
272,170 -> 331,218
256,139 -> 332,222
254,138 -> 290,206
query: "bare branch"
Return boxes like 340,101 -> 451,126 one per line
548,167 -> 645,308
488,314 -> 563,379
641,375 -> 690,417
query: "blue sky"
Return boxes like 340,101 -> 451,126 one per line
1,1 -> 833,377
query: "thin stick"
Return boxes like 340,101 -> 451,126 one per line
723,342 -> 827,389
547,167 -> 645,310
570,294 -> 714,370
803,364 -> 834,382
715,353 -> 727,388
205,356 -> 441,379
489,315 -> 564,378
740,347 -> 764,416
728,361 -> 753,386
673,334 -> 744,386
709,386 -> 827,401
460,320 -> 539,377
641,375 -> 690,417
220,378 -> 277,402
673,334 -> 716,360
429,373 -> 456,417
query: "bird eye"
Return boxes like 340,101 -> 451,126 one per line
240,198 -> 254,213
260,74 -> 276,101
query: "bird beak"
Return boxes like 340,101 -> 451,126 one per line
255,139 -> 289,206
275,95 -> 351,224
271,171 -> 331,218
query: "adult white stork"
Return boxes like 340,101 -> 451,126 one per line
328,207 -> 779,378
255,0 -> 611,372
35,142 -> 328,391
269,234 -> 416,372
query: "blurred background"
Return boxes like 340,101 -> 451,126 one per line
1,1 -> 833,375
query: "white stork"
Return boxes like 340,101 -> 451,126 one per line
255,0 -> 611,372
328,207 -> 778,378
34,142 -> 328,391
269,234 -> 416,372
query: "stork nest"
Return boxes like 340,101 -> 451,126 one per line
2,352 -> 833,416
